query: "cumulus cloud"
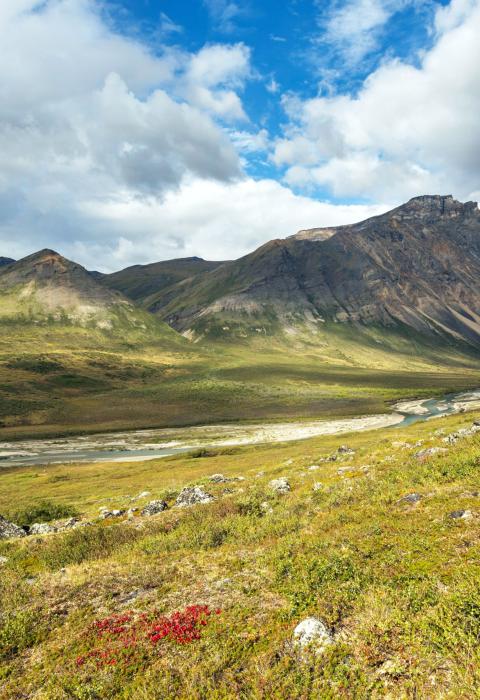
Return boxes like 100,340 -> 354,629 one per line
0,0 -> 259,264
72,178 -> 389,271
274,0 -> 480,201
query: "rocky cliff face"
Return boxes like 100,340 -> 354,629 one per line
149,195 -> 480,347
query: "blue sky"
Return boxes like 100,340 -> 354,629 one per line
0,0 -> 478,269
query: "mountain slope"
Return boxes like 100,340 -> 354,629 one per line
147,195 -> 480,349
0,249 -> 179,339
0,256 -> 14,267
100,256 -> 227,305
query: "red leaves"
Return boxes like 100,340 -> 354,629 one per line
75,605 -> 221,670
148,605 -> 214,645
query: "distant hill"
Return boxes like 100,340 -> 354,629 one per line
100,257 -> 226,306
0,257 -> 15,267
141,195 -> 480,350
0,249 -> 179,340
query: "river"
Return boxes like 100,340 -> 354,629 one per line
1,389 -> 479,468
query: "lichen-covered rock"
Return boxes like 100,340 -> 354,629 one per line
30,522 -> 57,535
141,500 -> 168,516
209,474 -> 230,483
268,477 -> 291,494
293,617 -> 333,654
0,515 -> 26,540
175,486 -> 214,508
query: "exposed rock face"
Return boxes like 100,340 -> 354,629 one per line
146,195 -> 480,348
175,486 -> 214,507
0,515 -> 26,539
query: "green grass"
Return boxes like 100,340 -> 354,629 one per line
1,410 -> 480,697
1,317 -> 480,440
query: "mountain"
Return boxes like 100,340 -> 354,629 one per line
0,257 -> 14,267
0,248 -> 176,337
100,256 -> 226,306
144,195 -> 480,349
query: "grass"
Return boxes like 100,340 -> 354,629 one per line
1,409 -> 480,697
1,318 -> 480,440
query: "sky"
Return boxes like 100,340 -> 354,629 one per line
0,0 -> 479,271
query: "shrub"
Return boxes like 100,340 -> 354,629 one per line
13,500 -> 79,528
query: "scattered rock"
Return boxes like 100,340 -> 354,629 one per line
175,486 -> 214,508
399,493 -> 422,504
449,509 -> 472,520
292,617 -> 333,654
312,482 -> 323,492
307,465 -> 320,471
338,445 -> 355,455
100,509 -> 126,520
141,500 -> 168,516
392,441 -> 413,449
137,491 -> 151,499
268,477 -> 291,494
414,447 -> 447,460
209,474 -> 230,483
261,501 -> 273,514
30,522 -> 57,535
0,555 -> 8,565
256,471 -> 265,478
0,515 -> 26,540
337,467 -> 350,476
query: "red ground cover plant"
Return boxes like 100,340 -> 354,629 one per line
75,605 -> 221,670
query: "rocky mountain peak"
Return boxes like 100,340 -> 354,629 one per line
395,194 -> 478,219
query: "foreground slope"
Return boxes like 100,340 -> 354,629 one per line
1,409 -> 480,698
149,195 -> 480,350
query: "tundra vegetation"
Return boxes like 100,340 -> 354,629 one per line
1,410 -> 480,698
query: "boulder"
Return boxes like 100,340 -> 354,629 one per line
292,617 -> 333,654
175,486 -> 214,508
30,522 -> 57,535
268,477 -> 291,494
338,445 -> 355,455
141,500 -> 168,516
0,555 -> 8,565
0,515 -> 26,540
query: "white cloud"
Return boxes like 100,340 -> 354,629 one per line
181,43 -> 251,120
73,178 -> 389,270
275,0 -> 480,200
